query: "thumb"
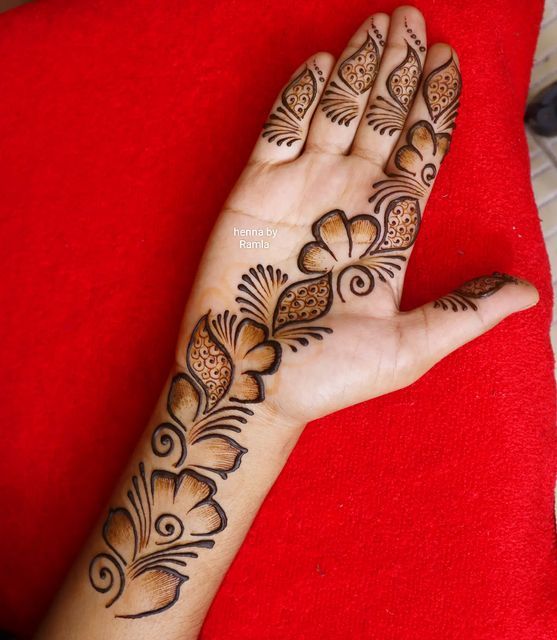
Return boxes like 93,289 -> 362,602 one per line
402,272 -> 539,369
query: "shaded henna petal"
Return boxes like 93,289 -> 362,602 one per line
188,434 -> 247,479
103,508 -> 137,566
348,215 -> 379,257
233,318 -> 267,357
298,242 -> 337,273
167,373 -> 200,427
229,372 -> 264,403
313,210 -> 351,260
114,567 -> 186,619
242,342 -> 280,374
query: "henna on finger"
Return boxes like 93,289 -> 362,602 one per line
433,273 -> 519,312
320,24 -> 383,126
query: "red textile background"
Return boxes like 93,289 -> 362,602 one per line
0,0 -> 555,637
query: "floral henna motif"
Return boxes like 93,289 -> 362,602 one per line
370,120 -> 450,209
434,273 -> 519,311
367,42 -> 422,135
321,33 -> 381,126
262,67 -> 318,146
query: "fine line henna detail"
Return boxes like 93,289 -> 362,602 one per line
321,31 -> 382,126
262,66 -> 318,146
434,273 -> 519,311
369,55 -> 461,207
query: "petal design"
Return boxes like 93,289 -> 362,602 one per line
103,508 -> 137,566
187,315 -> 233,412
167,373 -> 200,427
380,197 -> 421,251
394,145 -> 422,175
114,567 -> 186,619
273,273 -> 333,331
233,318 -> 266,359
348,215 -> 379,257
423,56 -> 461,123
242,342 -> 280,374
298,242 -> 337,274
338,33 -> 380,95
282,68 -> 318,120
408,121 -> 437,156
187,434 -> 247,479
150,469 -> 225,539
313,210 -> 351,262
229,372 -> 264,403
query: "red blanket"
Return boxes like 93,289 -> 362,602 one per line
0,0 -> 555,637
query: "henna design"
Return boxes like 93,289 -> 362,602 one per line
404,18 -> 426,53
434,273 -> 519,311
91,204 -> 424,617
321,33 -> 380,126
370,121 -> 450,209
423,56 -> 461,132
262,67 -> 318,146
367,42 -> 422,135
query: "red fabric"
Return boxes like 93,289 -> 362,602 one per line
0,0 -> 555,637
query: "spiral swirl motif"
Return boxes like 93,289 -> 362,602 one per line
154,514 -> 185,545
338,34 -> 380,95
282,68 -> 318,120
336,265 -> 375,303
89,553 -> 125,608
151,422 -> 187,467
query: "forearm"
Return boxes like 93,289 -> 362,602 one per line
37,355 -> 304,639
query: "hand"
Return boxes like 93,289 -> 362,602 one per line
42,7 -> 539,632
180,6 -> 537,425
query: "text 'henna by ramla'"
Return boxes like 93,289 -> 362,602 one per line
262,63 -> 323,146
434,273 -> 519,311
321,27 -> 382,126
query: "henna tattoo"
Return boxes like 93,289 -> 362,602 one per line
367,42 -> 422,135
370,120 -> 449,209
90,203 -> 422,617
423,56 -> 461,133
434,273 -> 519,311
321,33 -> 380,126
262,67 -> 318,146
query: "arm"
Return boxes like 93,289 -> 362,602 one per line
36,7 -> 538,639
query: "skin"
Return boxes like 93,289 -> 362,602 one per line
36,6 -> 538,640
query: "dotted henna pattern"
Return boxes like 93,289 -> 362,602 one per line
188,316 -> 232,411
381,197 -> 421,251
388,43 -> 421,109
273,274 -> 332,330
338,33 -> 380,95
423,56 -> 461,124
282,68 -> 318,120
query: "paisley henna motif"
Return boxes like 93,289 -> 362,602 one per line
367,43 -> 422,135
434,273 -> 519,311
262,67 -> 318,146
321,33 -> 381,126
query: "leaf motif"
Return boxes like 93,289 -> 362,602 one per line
282,68 -> 317,120
387,42 -> 421,109
379,197 -> 421,252
273,273 -> 333,331
338,33 -> 380,95
187,315 -> 233,412
423,56 -> 461,123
